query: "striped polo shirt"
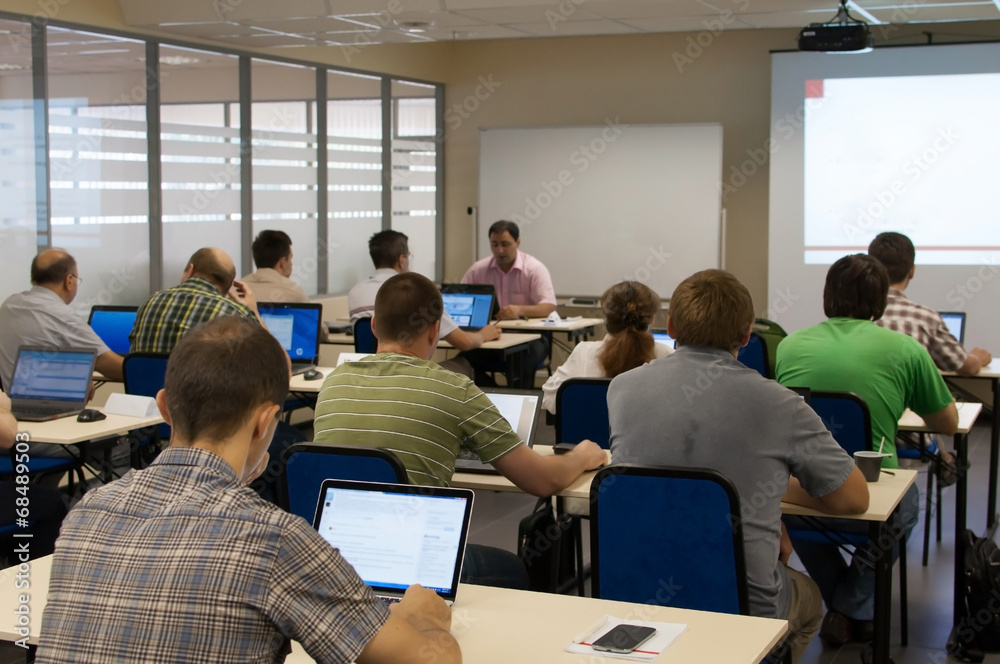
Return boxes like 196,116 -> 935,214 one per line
313,353 -> 523,486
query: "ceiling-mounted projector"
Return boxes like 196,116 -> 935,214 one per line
798,0 -> 874,53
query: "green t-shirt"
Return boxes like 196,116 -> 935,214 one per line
313,353 -> 523,486
776,318 -> 954,468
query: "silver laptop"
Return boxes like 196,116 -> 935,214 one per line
8,346 -> 97,421
311,479 -> 474,606
455,388 -> 542,474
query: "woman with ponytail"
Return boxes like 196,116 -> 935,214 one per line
541,281 -> 670,413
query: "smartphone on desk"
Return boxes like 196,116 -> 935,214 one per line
591,624 -> 657,654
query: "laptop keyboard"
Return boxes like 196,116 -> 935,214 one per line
12,408 -> 61,419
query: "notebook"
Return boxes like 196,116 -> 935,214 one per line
650,328 -> 677,350
87,305 -> 138,355
440,283 -> 499,324
8,346 -> 97,421
258,302 -> 322,375
455,388 -> 541,473
938,311 -> 966,344
312,479 -> 474,605
336,352 -> 368,366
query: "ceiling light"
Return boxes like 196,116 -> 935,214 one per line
159,55 -> 201,66
396,20 -> 435,33
0,63 -> 24,70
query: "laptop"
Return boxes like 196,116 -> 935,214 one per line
87,305 -> 138,355
311,479 -> 474,606
258,302 -> 322,375
8,346 -> 97,421
939,311 -> 967,344
651,327 -> 677,350
455,388 -> 542,473
441,283 -> 499,323
440,291 -> 495,332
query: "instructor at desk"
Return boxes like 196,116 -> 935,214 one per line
461,220 -> 557,386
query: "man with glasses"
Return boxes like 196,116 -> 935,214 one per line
0,249 -> 124,392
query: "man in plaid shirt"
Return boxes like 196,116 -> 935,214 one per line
129,247 -> 263,354
37,317 -> 460,664
869,232 -> 992,376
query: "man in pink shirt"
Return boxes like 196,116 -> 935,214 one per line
461,220 -> 557,386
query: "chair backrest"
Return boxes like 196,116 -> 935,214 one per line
591,464 -> 749,615
353,318 -> 377,354
555,378 -> 612,448
123,353 -> 171,438
736,332 -> 770,378
808,391 -> 873,456
280,443 -> 408,521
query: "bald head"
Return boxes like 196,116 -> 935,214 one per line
31,250 -> 76,286
184,248 -> 236,293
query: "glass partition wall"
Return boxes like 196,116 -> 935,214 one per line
0,13 -> 443,306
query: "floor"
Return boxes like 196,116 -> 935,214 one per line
3,415 -> 999,663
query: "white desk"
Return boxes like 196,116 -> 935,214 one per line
497,317 -> 602,333
17,410 -> 164,446
0,556 -> 786,663
899,401 -> 982,641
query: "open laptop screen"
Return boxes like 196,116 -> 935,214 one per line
441,292 -> 494,329
88,306 -> 138,355
482,389 -> 541,447
10,349 -> 94,402
939,311 -> 966,344
651,328 -> 677,350
312,481 -> 473,598
258,303 -> 321,362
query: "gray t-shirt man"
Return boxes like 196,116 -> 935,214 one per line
608,346 -> 854,619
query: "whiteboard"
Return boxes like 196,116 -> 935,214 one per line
478,124 -> 723,299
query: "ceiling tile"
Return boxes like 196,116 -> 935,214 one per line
586,0 -> 737,20
448,5 -> 604,23
619,14 -> 757,30
419,24 -> 534,38
867,3 -> 1000,21
209,33 -> 320,47
214,0 -> 329,21
243,16 -> 370,33
737,8 -> 843,28
151,21 -> 258,38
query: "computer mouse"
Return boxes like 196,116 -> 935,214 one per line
303,369 -> 323,381
77,409 -> 107,423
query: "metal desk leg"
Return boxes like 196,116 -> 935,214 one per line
868,515 -> 893,664
954,430 -> 970,631
989,379 -> 999,531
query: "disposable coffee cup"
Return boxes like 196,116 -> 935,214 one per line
855,451 -> 890,482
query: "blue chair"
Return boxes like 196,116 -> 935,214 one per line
791,390 -> 909,645
0,448 -> 87,495
737,332 -> 770,378
279,443 -> 407,521
555,378 -> 612,449
590,464 -> 749,614
353,318 -> 377,354
122,353 -> 171,463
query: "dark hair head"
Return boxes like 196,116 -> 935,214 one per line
823,254 -> 889,321
668,270 -> 755,352
598,281 -> 660,377
251,230 -> 292,270
187,247 -> 236,293
368,230 -> 409,269
31,250 -> 76,286
868,232 -> 915,284
488,220 -> 519,241
373,272 -> 442,346
164,317 -> 289,443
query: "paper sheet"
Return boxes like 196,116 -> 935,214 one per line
565,615 -> 687,661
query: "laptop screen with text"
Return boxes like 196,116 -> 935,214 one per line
441,292 -> 493,330
10,349 -> 94,402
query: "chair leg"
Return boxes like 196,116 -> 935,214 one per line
923,463 -> 933,567
899,537 -> 908,647
936,476 -> 943,543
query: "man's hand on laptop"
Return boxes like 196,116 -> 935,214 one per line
480,324 -> 502,342
568,439 -> 608,470
393,584 -> 453,634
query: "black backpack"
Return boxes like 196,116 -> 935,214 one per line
517,498 -> 576,592
948,529 -> 1000,662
